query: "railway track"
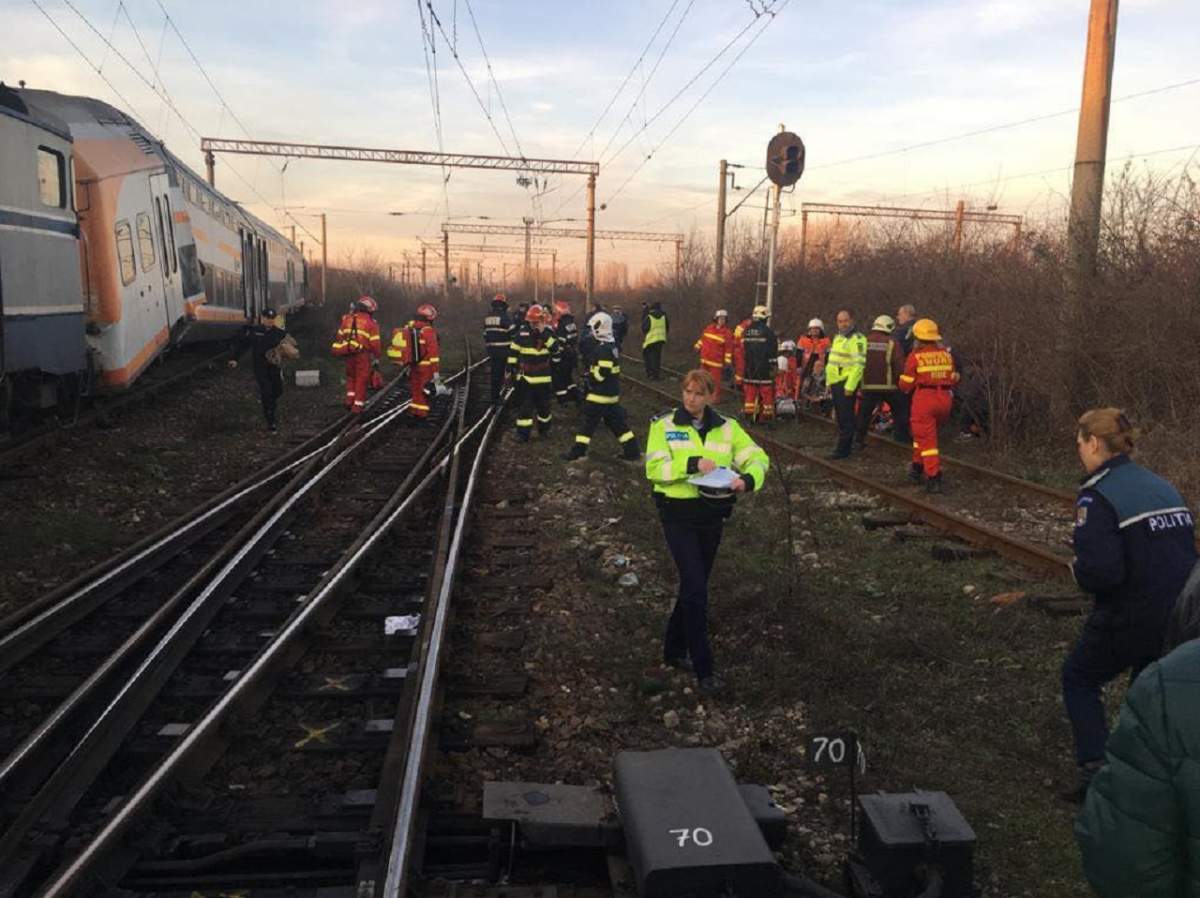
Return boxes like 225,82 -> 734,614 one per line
0,346 -> 239,471
0,358 -> 501,897
624,362 -> 1076,579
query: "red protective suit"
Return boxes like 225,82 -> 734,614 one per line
387,319 -> 441,417
694,322 -> 732,400
775,355 -> 800,400
898,344 -> 958,477
332,310 -> 381,414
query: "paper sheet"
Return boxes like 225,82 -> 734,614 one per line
687,467 -> 740,489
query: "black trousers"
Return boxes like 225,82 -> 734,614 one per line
643,342 -> 664,378
488,352 -> 508,403
254,365 -> 283,427
892,390 -> 912,446
514,379 -> 552,438
856,390 -> 897,445
831,382 -> 856,455
553,350 -> 580,403
662,517 -> 724,680
573,401 -> 639,457
1062,607 -> 1166,764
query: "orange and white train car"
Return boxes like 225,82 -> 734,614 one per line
16,89 -> 306,390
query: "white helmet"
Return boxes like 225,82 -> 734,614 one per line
780,340 -> 796,351
752,304 -> 770,320
807,318 -> 824,330
714,309 -> 728,320
589,311 -> 614,341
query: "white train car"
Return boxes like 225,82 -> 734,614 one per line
0,84 -> 88,413
11,88 -> 306,392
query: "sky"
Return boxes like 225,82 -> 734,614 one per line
4,0 -> 1198,283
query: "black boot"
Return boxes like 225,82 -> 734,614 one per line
563,445 -> 586,462
907,463 -> 923,484
925,473 -> 944,493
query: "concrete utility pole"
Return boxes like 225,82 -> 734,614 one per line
585,172 -> 597,306
675,239 -> 683,291
952,200 -> 966,255
523,216 -> 533,290
420,247 -> 427,288
320,213 -> 327,306
550,251 -> 557,303
715,159 -> 728,293
442,230 -> 451,300
204,150 -> 215,186
1066,0 -> 1119,287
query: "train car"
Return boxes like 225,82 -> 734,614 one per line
6,87 -> 306,395
0,83 -> 88,416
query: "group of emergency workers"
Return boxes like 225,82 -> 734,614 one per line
331,295 -> 444,421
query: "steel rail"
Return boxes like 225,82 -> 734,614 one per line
0,365 -> 408,652
623,373 -> 1072,579
629,358 -> 1078,506
381,385 -> 505,897
35,397 -> 499,898
0,363 -> 483,856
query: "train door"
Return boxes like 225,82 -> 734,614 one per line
149,172 -> 184,330
239,226 -> 254,319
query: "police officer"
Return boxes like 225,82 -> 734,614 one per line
483,292 -> 514,404
552,300 -> 582,404
1062,407 -> 1197,801
645,368 -> 769,695
641,301 -> 669,379
563,312 -> 640,462
232,307 -> 288,432
825,308 -> 867,459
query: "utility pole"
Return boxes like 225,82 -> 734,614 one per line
534,258 -> 541,304
477,261 -> 483,301
523,216 -> 533,291
799,210 -> 808,269
585,172 -> 596,305
442,230 -> 451,300
764,182 -> 782,315
320,212 -> 327,306
715,159 -> 728,293
550,251 -> 556,303
1066,0 -> 1119,288
420,247 -> 427,288
952,200 -> 965,256
675,240 -> 683,291
205,150 -> 215,186
289,225 -> 296,244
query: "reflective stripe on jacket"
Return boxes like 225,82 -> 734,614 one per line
387,320 -> 440,371
862,329 -> 906,392
507,324 -> 560,384
484,309 -> 513,352
642,311 -> 668,348
584,340 -> 622,404
898,345 -> 957,393
332,311 -> 381,357
741,320 -> 778,384
645,406 -> 768,500
694,323 -> 733,368
825,331 -> 867,392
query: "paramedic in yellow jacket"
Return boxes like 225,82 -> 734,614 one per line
645,368 -> 769,695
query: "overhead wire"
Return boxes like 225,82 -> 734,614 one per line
416,0 -> 452,227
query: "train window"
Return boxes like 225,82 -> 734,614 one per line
164,197 -> 178,273
115,220 -> 136,285
37,146 -> 66,208
136,212 -> 156,271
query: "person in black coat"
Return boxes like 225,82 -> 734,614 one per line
233,307 -> 288,432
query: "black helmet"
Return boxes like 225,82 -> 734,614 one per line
261,307 -> 277,319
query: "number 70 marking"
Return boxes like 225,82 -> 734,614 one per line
669,827 -> 714,847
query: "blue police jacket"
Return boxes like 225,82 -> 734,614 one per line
1072,455 -> 1197,615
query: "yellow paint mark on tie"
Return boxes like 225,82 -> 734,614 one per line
319,676 -> 351,692
294,721 -> 341,749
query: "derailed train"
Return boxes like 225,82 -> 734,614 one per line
0,84 -> 309,420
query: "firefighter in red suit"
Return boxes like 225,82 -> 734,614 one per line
331,296 -> 382,415
693,309 -> 733,401
775,340 -> 800,400
897,318 -> 959,492
387,303 -> 441,419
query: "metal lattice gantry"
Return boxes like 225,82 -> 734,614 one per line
199,137 -> 602,301
419,239 -> 561,301
799,201 -> 1023,260
441,222 -> 686,285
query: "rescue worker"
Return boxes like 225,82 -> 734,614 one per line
855,314 -> 905,448
732,311 -> 753,389
740,305 -> 778,423
611,305 -> 629,350
797,318 -> 830,380
387,303 -> 441,420
892,303 -> 918,445
645,368 -> 769,695
1075,567 -> 1200,892
825,308 -> 867,458
483,293 -> 514,405
897,318 -> 957,490
563,312 -> 640,462
775,341 -> 800,402
1060,408 -> 1196,802
641,301 -> 669,379
552,300 -> 582,405
507,303 -> 559,441
331,295 -> 382,415
693,310 -> 733,402
513,302 -> 529,329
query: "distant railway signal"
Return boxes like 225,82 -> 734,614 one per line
766,130 -> 805,187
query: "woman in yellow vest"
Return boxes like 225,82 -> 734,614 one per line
644,368 -> 769,694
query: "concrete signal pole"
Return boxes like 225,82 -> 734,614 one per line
1066,0 -> 1119,288
764,183 -> 782,316
320,213 -> 327,306
585,173 -> 597,305
442,230 -> 451,300
715,159 -> 728,294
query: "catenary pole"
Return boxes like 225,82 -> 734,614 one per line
715,159 -> 728,294
763,184 -> 782,315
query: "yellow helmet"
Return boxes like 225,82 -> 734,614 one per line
752,304 -> 770,319
912,318 -> 942,342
